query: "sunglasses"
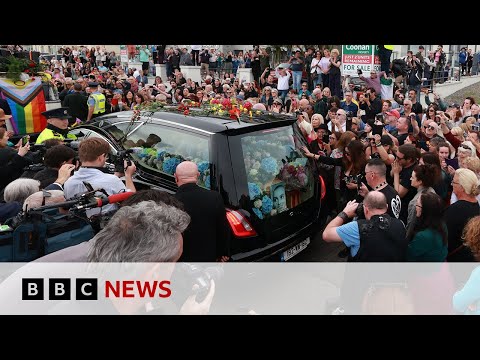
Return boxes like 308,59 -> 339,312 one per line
460,145 -> 472,151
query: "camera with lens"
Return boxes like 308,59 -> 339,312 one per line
355,202 -> 366,219
178,263 -> 224,302
63,138 -> 81,150
108,149 -> 134,173
346,111 -> 354,119
23,163 -> 45,172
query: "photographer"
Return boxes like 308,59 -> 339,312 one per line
63,138 -> 136,218
38,199 -> 215,315
32,145 -> 77,189
87,200 -> 215,315
359,88 -> 382,123
322,191 -> 407,261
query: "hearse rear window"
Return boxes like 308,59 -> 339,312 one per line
121,124 -> 211,189
240,126 -> 314,219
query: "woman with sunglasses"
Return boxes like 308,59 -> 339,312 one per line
421,104 -> 439,124
260,86 -> 274,110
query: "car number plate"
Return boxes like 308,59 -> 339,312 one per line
281,237 -> 310,261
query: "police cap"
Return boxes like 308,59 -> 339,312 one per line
41,107 -> 72,119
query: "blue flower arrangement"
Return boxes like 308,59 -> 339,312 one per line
156,150 -> 167,160
197,161 -> 210,174
204,175 -> 211,189
248,182 -> 262,200
252,208 -> 263,219
261,195 -> 273,214
163,157 -> 182,175
261,157 -> 278,175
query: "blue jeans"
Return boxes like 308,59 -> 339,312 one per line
292,71 -> 303,93
278,89 -> 289,103
313,73 -> 322,88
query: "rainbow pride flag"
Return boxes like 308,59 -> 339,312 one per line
0,76 -> 47,135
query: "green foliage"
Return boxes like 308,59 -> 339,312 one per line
3,56 -> 46,82
6,56 -> 24,82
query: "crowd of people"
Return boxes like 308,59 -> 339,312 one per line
1,44 -> 480,315
1,44 -> 480,266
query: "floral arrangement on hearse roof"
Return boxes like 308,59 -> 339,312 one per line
131,97 -> 289,123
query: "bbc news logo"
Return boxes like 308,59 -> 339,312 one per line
22,278 -> 98,300
21,278 -> 171,300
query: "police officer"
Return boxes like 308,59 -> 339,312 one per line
36,107 -> 77,144
322,191 -> 407,261
86,82 -> 106,122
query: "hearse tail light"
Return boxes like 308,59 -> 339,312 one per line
226,209 -> 257,237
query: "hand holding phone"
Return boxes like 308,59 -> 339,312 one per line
372,124 -> 384,136
445,158 -> 459,170
417,140 -> 429,152
22,135 -> 29,146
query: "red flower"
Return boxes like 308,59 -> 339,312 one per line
183,109 -> 190,115
287,165 -> 296,174
24,69 -> 30,73
211,99 -> 219,104
222,98 -> 231,108
229,108 -> 240,120
244,102 -> 252,111
28,62 -> 36,68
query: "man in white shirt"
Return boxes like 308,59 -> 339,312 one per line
328,109 -> 347,132
275,65 -> 291,103
64,138 -> 136,218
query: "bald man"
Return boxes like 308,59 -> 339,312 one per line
174,161 -> 230,262
322,191 -> 407,262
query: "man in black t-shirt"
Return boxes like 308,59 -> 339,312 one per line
408,89 -> 423,115
392,144 -> 418,224
358,158 -> 401,219
393,116 -> 410,146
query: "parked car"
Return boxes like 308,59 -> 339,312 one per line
69,108 -> 325,261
